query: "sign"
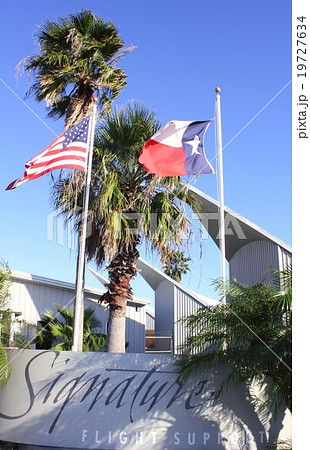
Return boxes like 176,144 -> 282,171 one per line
0,350 -> 290,449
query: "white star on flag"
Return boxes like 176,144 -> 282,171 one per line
185,135 -> 201,155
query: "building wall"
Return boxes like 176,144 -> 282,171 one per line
278,246 -> 292,273
146,310 -> 155,331
154,280 -> 175,334
174,287 -> 204,354
154,282 -> 208,354
125,304 -> 146,353
229,240 -> 292,286
9,274 -> 146,353
153,281 -> 175,352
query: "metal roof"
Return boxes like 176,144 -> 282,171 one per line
137,258 -> 219,306
11,270 -> 103,294
87,266 -> 109,287
11,269 -> 149,308
189,185 -> 292,261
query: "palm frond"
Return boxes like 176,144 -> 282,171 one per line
35,304 -> 105,351
19,10 -> 130,122
178,276 -> 292,417
0,344 -> 11,387
52,102 -> 196,267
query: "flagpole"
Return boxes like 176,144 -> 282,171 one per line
72,99 -> 97,351
215,87 -> 227,303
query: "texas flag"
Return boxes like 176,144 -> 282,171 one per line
138,120 -> 214,177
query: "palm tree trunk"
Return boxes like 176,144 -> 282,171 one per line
65,94 -> 94,129
100,241 -> 140,353
106,307 -> 126,353
65,81 -> 95,130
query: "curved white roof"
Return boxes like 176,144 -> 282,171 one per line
189,185 -> 292,261
137,257 -> 220,306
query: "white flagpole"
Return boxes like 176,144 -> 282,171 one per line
72,100 -> 97,351
215,87 -> 227,303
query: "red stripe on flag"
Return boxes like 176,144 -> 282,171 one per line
5,179 -> 19,191
40,145 -> 86,158
5,116 -> 91,190
139,139 -> 186,177
29,154 -> 86,170
25,163 -> 87,181
6,162 -> 86,190
27,134 -> 65,162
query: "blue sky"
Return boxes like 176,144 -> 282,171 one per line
0,0 -> 292,303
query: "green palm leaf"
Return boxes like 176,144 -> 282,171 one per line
178,269 -> 292,417
0,344 -> 11,387
52,102 -> 197,352
35,304 -> 106,352
19,10 -> 132,126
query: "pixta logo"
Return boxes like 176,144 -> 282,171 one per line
47,207 -> 92,249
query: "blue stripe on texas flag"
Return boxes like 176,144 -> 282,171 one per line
182,121 -> 214,175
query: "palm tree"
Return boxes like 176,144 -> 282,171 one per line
20,10 -> 132,351
53,103 -> 197,352
20,10 -> 132,128
0,346 -> 11,387
163,250 -> 191,282
178,267 -> 292,418
0,263 -> 12,386
35,304 -> 106,351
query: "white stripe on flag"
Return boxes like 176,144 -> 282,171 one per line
26,149 -> 87,169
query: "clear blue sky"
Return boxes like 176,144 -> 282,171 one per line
0,0 -> 292,303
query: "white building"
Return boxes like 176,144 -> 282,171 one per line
6,189 -> 291,354
190,186 -> 292,285
9,269 -> 148,353
137,258 -> 218,354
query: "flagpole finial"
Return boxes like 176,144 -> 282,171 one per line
215,87 -> 221,93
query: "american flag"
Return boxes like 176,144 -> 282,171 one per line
6,116 -> 90,190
